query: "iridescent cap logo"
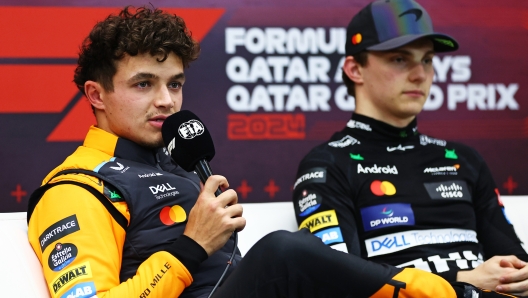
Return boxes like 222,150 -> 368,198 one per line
435,38 -> 455,48
398,8 -> 423,21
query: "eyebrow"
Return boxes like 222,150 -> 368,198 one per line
127,72 -> 186,84
171,73 -> 186,81
388,49 -> 435,57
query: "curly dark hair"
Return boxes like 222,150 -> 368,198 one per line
74,5 -> 200,94
342,51 -> 369,97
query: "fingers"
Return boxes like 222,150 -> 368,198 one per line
218,189 -> 239,206
500,265 -> 528,284
224,204 -> 246,232
512,258 -> 527,269
224,203 -> 243,217
498,256 -> 526,269
500,258 -> 516,269
203,175 -> 229,194
496,279 -> 528,295
184,176 -> 245,255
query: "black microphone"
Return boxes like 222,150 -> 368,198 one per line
161,110 -> 221,196
162,110 -> 238,298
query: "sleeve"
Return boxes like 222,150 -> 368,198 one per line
471,153 -> 528,261
27,183 -> 208,298
292,147 -> 362,256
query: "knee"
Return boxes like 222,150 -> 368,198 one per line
252,229 -> 319,260
254,230 -> 296,251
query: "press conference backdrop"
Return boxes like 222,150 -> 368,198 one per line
0,0 -> 526,212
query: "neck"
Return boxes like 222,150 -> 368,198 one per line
354,97 -> 417,128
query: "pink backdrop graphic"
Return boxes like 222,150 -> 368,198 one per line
0,0 -> 527,212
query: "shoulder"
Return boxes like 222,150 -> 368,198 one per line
300,131 -> 360,164
43,145 -> 114,186
418,133 -> 486,164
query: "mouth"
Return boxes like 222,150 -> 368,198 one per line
403,90 -> 425,97
149,115 -> 168,122
148,115 -> 169,128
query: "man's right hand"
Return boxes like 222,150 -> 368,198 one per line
183,175 -> 246,256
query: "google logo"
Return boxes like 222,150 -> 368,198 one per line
160,205 -> 187,226
370,180 -> 396,196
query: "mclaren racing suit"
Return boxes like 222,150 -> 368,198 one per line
293,113 -> 528,283
27,126 -> 240,298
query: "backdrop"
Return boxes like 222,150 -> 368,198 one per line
1,0 -> 526,212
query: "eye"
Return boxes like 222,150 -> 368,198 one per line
136,81 -> 150,88
423,57 -> 433,65
169,82 -> 183,89
392,56 -> 405,63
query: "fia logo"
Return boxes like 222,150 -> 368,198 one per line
178,120 -> 205,139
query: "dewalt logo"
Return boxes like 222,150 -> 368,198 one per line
299,210 -> 338,232
50,262 -> 92,295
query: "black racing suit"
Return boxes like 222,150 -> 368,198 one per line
293,113 -> 528,283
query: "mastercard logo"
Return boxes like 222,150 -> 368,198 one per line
370,180 -> 396,196
351,33 -> 362,45
160,205 -> 187,226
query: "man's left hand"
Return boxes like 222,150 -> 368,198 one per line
496,257 -> 528,296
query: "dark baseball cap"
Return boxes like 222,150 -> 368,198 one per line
346,0 -> 458,56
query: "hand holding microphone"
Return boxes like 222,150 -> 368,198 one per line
162,110 -> 245,256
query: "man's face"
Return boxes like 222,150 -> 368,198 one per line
357,39 -> 434,125
98,52 -> 185,148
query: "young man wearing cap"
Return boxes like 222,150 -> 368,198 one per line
293,0 -> 528,296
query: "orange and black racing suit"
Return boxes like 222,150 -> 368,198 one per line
27,126 -> 239,298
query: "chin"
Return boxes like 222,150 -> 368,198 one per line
137,138 -> 165,149
400,105 -> 424,117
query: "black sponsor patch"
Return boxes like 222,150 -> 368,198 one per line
48,243 -> 78,271
103,183 -> 125,202
39,215 -> 80,252
295,190 -> 323,217
293,167 -> 326,189
424,180 -> 471,202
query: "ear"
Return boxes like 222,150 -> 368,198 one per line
84,81 -> 105,110
343,56 -> 364,84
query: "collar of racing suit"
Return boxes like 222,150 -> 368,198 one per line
345,113 -> 419,141
83,125 -> 160,167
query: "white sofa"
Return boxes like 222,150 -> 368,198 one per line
2,197 -> 527,297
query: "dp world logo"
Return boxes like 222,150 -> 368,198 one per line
178,120 -> 205,139
381,207 -> 393,217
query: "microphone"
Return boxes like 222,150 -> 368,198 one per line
162,110 -> 237,298
161,110 -> 221,196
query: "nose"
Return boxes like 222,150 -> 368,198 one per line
408,62 -> 429,83
154,86 -> 174,110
